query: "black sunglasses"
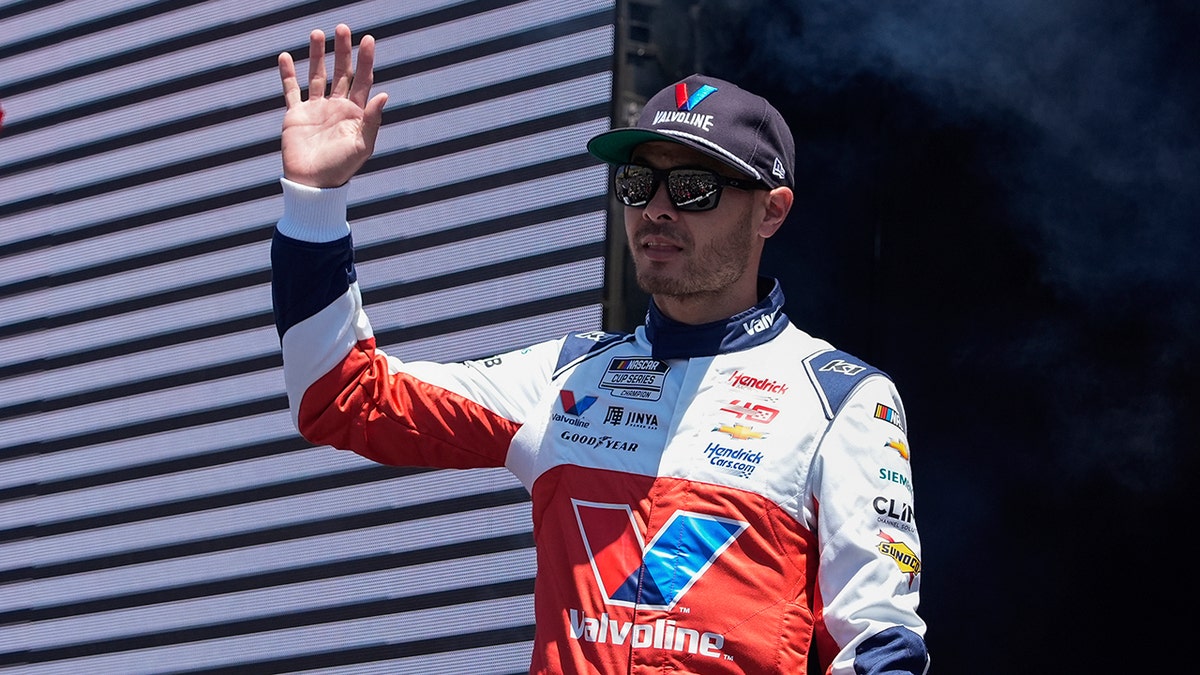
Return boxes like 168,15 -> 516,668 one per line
613,164 -> 765,212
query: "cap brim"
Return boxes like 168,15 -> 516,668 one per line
586,127 -> 758,182
586,128 -> 677,165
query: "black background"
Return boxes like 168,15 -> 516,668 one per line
642,1 -> 1198,671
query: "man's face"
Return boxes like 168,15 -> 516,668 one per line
623,142 -> 764,301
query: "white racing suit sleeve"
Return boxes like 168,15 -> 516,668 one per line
810,374 -> 930,675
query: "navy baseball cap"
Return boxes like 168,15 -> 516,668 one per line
587,74 -> 795,189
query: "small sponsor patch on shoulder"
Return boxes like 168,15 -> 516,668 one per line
555,330 -> 631,372
802,349 -> 888,419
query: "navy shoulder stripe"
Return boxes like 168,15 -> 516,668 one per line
555,330 -> 631,372
802,349 -> 891,419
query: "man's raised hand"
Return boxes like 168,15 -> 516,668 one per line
278,24 -> 388,188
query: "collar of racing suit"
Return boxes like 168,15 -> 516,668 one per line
645,276 -> 790,360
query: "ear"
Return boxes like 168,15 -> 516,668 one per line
758,187 -> 794,239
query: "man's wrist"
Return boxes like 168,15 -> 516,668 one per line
276,177 -> 352,243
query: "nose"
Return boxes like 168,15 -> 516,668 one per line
640,178 -> 677,219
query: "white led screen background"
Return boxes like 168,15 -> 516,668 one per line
0,0 -> 616,672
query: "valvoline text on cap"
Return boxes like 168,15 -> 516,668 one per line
650,83 -> 718,132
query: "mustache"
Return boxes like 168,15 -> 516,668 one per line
631,225 -> 689,245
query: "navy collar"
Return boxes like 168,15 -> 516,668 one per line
644,277 -> 790,359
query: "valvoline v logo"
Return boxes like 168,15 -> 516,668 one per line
560,390 -> 597,416
571,499 -> 748,610
675,82 -> 717,111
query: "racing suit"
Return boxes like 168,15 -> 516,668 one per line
271,178 -> 929,674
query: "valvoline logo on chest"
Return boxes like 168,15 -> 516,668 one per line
570,499 -> 749,610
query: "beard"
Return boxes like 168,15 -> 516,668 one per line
631,206 -> 756,301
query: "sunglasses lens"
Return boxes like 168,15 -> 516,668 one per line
666,169 -> 721,211
613,165 -> 727,211
614,165 -> 655,206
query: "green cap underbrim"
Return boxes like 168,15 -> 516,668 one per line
586,128 -> 684,165
586,127 -> 753,182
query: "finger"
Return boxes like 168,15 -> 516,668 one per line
362,92 -> 389,149
278,52 -> 300,108
348,34 -> 377,108
308,29 -> 327,99
330,24 -> 354,98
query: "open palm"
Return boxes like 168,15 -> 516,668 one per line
278,24 -> 388,188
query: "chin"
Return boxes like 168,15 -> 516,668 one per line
635,271 -> 687,297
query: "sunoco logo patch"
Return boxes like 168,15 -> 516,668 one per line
877,530 -> 921,586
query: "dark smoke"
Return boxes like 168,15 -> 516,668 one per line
649,0 -> 1199,487
649,1 -> 1198,670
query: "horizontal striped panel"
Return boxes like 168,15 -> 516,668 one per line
0,209 -> 605,412
0,4 -> 614,242
10,594 -> 535,673
6,544 -> 538,651
1,445 -> 359,533
0,325 -> 280,414
0,259 -> 603,450
3,494 -> 532,609
0,175 -> 606,365
3,489 -> 530,608
384,303 -> 605,364
0,411 -> 298,490
0,197 -> 275,289
0,0 -> 616,671
0,284 -> 272,371
0,0 -> 163,40
291,641 -> 535,675
0,0 -> 470,153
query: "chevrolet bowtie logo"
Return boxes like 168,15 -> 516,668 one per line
713,423 -> 765,441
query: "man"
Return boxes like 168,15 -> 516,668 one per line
272,24 -> 929,675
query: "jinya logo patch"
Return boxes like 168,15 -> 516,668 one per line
571,499 -> 748,610
675,82 -> 717,111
